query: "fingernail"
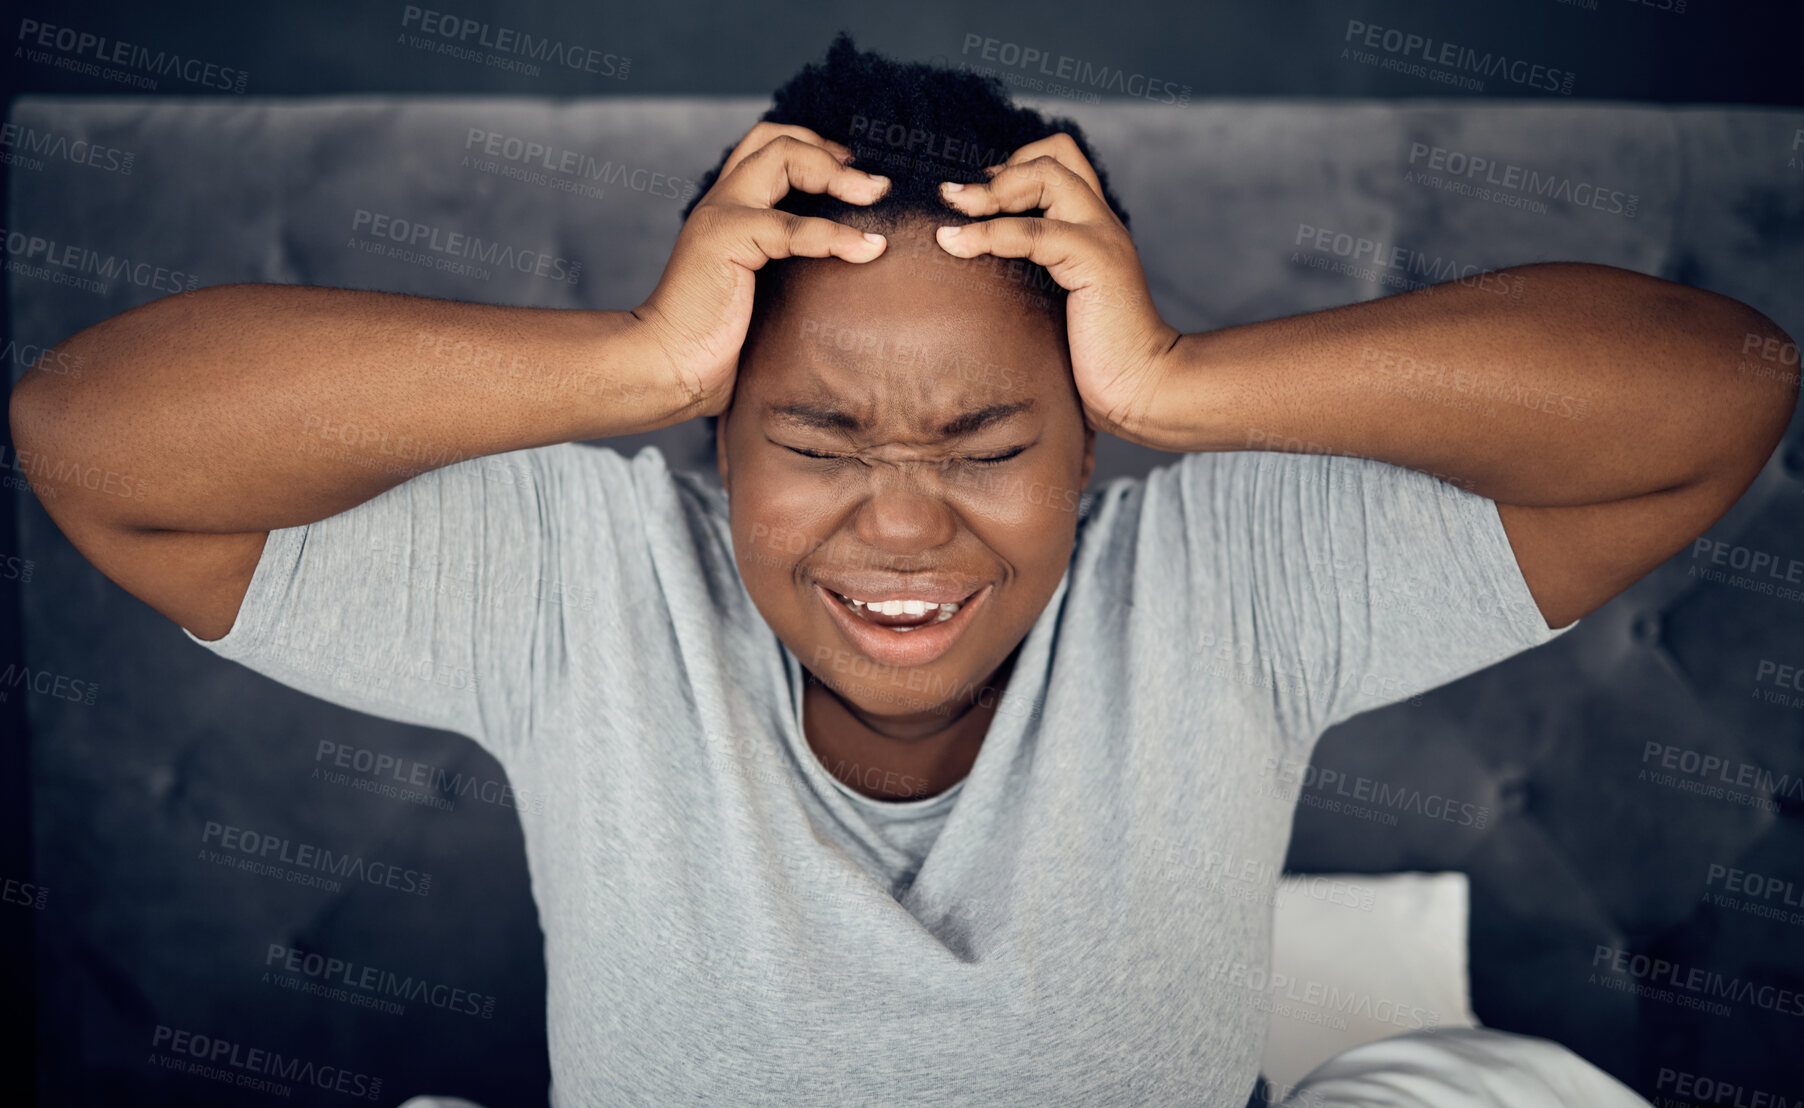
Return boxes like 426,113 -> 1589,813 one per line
941,181 -> 964,193
863,232 -> 885,246
939,225 -> 962,238
866,173 -> 888,185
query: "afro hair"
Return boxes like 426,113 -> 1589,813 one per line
687,31 -> 1132,446
682,31 -> 1130,234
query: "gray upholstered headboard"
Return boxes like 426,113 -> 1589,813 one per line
9,95 -> 1803,1104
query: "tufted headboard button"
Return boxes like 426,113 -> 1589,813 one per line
1494,774 -> 1533,817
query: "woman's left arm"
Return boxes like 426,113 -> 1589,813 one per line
1132,263 -> 1797,629
938,139 -> 1799,631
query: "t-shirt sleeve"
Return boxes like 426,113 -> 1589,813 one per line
1166,449 -> 1577,742
180,443 -> 642,764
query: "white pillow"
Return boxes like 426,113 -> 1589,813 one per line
1260,872 -> 1480,1094
1281,1028 -> 1653,1107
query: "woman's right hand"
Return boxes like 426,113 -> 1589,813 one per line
630,123 -> 892,419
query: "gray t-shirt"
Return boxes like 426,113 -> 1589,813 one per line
184,442 -> 1574,1106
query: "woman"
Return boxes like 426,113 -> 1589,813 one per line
12,32 -> 1787,1107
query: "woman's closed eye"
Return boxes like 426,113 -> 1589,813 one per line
784,445 -> 1028,466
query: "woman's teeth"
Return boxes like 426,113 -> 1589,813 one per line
835,593 -> 961,623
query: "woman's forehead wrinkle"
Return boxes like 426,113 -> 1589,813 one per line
764,361 -> 1027,442
759,231 -> 1073,439
773,336 -> 1000,426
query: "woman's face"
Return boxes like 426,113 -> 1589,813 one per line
719,221 -> 1095,727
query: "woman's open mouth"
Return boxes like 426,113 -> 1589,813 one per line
815,582 -> 992,668
830,592 -> 963,628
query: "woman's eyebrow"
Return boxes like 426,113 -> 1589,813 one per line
938,400 -> 1035,438
768,399 -> 1036,439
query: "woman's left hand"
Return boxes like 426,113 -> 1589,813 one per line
934,134 -> 1182,445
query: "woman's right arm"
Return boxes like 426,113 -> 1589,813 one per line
7,122 -> 891,643
6,287 -> 686,641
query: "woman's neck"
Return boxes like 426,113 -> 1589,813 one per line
800,653 -> 1017,801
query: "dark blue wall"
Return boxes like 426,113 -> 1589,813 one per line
3,1 -> 1802,1105
2,0 -> 1800,103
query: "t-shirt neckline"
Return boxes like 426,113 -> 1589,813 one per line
785,673 -> 969,814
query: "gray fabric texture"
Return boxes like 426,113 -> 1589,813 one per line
182,441 -> 1572,1106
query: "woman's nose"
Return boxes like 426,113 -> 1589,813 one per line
851,460 -> 958,553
